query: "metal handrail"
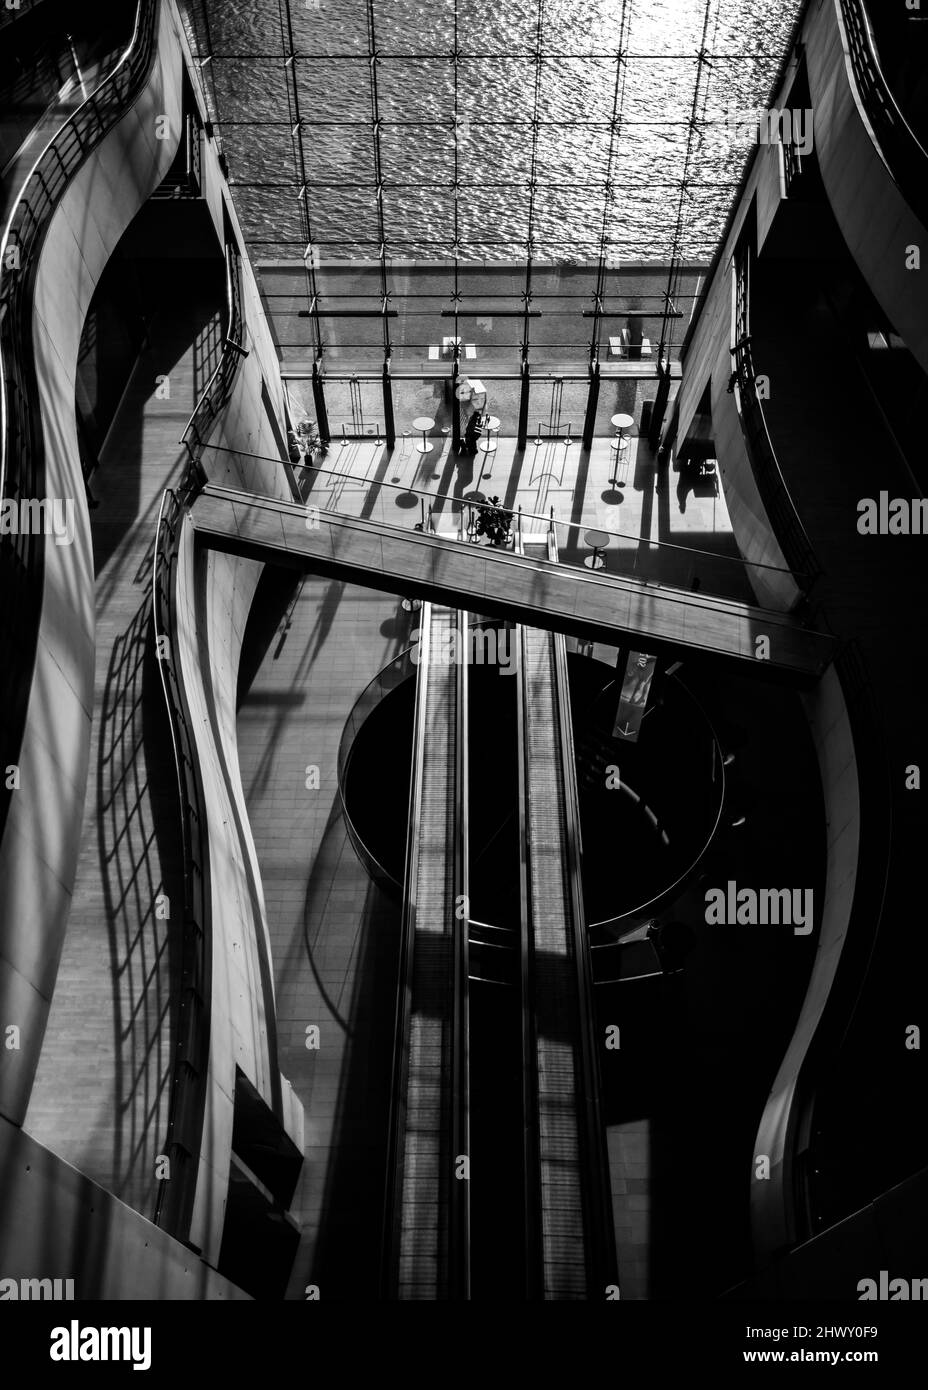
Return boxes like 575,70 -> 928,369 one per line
450,605 -> 471,1300
839,0 -> 928,231
195,486 -> 838,678
150,111 -> 202,198
731,247 -> 822,592
335,643 -> 417,895
149,222 -> 250,1233
583,672 -> 727,940
381,606 -> 470,1299
151,487 -> 211,1238
177,237 -> 246,495
0,0 -> 157,849
547,531 -> 617,1294
197,441 -> 806,582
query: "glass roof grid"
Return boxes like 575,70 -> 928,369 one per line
180,0 -> 805,369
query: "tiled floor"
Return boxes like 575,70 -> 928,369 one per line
284,412 -> 749,598
236,569 -> 413,1297
608,1122 -> 650,1299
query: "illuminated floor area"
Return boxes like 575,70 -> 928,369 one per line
258,419 -> 750,602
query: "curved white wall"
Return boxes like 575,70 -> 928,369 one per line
807,1 -> 928,376
0,0 -> 186,1125
674,144 -> 803,613
0,0 -> 303,1281
750,663 -> 861,1259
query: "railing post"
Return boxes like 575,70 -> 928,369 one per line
382,356 -> 395,449
583,359 -> 600,451
648,357 -> 672,449
451,357 -> 461,455
312,358 -> 329,446
517,357 -> 530,451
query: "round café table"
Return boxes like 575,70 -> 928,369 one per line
610,412 -> 635,450
413,415 -> 435,454
584,527 -> 611,570
477,415 -> 501,453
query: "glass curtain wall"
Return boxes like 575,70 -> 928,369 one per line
181,0 -> 802,432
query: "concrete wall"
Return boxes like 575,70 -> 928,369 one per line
750,662 -> 860,1261
1,0 -> 302,1286
160,28 -> 304,1258
0,1117 -> 247,1300
671,0 -> 928,610
0,0 -> 186,1126
807,0 -> 928,376
674,143 -> 801,611
677,0 -> 917,1267
174,489 -> 304,1262
735,1166 -> 928,1300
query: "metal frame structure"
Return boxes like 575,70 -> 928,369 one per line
179,0 -> 801,429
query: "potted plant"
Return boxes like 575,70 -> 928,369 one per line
474,496 -> 513,547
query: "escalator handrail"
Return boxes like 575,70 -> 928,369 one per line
335,644 -> 417,896
547,534 -> 617,1295
450,606 -> 471,1299
382,605 -> 471,1298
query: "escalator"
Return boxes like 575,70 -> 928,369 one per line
382,602 -> 470,1300
516,538 -> 615,1299
382,560 -> 615,1298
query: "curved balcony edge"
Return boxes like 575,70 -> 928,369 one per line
0,0 -> 176,1128
750,643 -> 891,1263
808,0 -> 928,375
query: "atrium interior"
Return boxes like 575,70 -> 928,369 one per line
0,0 -> 926,1307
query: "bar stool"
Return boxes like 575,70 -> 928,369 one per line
413,415 -> 435,454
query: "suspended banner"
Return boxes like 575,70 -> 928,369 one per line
612,651 -> 657,742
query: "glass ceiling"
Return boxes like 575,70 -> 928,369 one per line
181,0 -> 803,368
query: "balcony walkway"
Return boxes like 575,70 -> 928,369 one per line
189,483 -> 836,684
